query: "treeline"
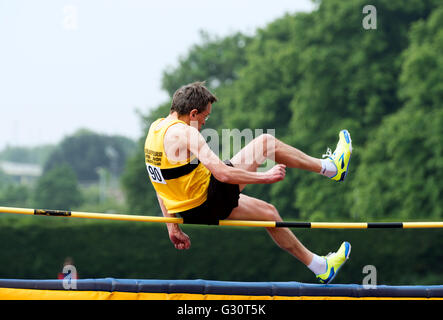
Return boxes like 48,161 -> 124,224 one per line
0,129 -> 136,211
123,0 -> 443,221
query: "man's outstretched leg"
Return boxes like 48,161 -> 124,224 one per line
227,194 -> 351,284
231,129 -> 353,191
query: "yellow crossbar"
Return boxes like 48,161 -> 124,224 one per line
1,206 -> 443,229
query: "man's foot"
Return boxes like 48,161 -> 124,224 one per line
322,129 -> 352,181
316,241 -> 351,284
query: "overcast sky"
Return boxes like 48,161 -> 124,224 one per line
0,0 -> 314,150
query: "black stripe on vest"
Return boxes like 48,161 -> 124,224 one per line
160,160 -> 200,180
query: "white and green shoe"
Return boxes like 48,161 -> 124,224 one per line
316,241 -> 351,284
323,130 -> 353,181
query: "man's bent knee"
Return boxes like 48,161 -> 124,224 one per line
261,202 -> 281,222
253,134 -> 277,163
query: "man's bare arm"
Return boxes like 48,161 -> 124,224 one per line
156,193 -> 190,250
156,192 -> 178,232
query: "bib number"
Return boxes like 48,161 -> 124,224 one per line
146,164 -> 166,184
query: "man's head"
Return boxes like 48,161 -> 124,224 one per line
170,81 -> 217,130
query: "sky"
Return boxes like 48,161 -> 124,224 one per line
0,0 -> 314,150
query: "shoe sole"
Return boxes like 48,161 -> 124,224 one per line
340,130 -> 352,181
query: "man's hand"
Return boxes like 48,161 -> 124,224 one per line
262,164 -> 286,184
168,226 -> 191,250
157,193 -> 191,250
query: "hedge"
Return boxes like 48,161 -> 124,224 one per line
0,215 -> 442,285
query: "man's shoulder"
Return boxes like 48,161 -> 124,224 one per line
168,121 -> 188,130
164,122 -> 190,139
163,122 -> 192,162
163,121 -> 191,143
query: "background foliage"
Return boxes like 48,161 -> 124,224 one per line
0,216 -> 442,285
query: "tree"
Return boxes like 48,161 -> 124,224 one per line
162,31 -> 252,97
44,129 -> 136,182
288,0 -> 439,220
350,108 -> 443,220
350,5 -> 443,220
33,164 -> 83,209
0,183 -> 32,208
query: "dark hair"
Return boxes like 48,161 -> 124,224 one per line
170,81 -> 217,115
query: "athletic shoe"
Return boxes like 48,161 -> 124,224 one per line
316,241 -> 351,284
322,129 -> 352,181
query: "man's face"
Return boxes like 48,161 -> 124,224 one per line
190,103 -> 212,131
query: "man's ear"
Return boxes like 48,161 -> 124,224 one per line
190,109 -> 198,119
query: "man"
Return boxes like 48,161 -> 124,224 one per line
144,82 -> 352,284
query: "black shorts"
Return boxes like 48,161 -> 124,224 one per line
177,160 -> 240,225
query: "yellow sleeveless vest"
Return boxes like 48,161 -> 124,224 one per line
144,118 -> 211,213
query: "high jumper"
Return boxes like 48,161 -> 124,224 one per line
144,81 -> 352,284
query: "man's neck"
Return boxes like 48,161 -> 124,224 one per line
168,112 -> 190,125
